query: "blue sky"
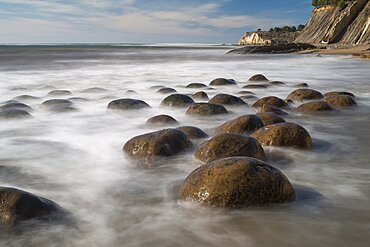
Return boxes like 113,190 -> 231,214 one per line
0,0 -> 313,43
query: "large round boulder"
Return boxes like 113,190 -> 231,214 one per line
176,126 -> 208,139
251,122 -> 312,149
0,187 -> 65,227
178,157 -> 295,208
186,83 -> 207,88
323,95 -> 357,108
216,115 -> 263,134
261,104 -> 288,115
256,112 -> 286,126
107,98 -> 150,110
209,78 -> 236,86
252,96 -> 288,108
286,89 -> 323,102
248,74 -> 269,81
123,129 -> 192,166
160,94 -> 194,107
146,114 -> 179,126
208,94 -> 247,106
297,101 -> 334,113
194,133 -> 266,163
192,91 -> 209,100
186,103 -> 228,116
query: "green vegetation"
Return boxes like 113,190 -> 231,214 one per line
311,0 -> 353,9
268,25 -> 305,32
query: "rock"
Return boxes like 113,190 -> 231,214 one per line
149,85 -> 165,90
123,129 -> 192,166
256,112 -> 286,126
0,187 -> 65,227
209,78 -> 236,86
186,83 -> 207,88
323,91 -> 355,98
239,95 -> 259,101
41,99 -> 73,108
13,95 -> 40,101
323,95 -> 357,108
251,122 -> 312,149
157,87 -> 177,94
286,89 -> 324,102
126,90 -> 138,94
81,87 -> 108,93
0,102 -> 33,112
297,101 -> 334,113
228,43 -> 316,54
68,97 -> 89,102
186,103 -> 228,116
252,96 -> 288,108
216,115 -> 263,134
176,126 -> 208,139
236,91 -> 255,95
294,83 -> 309,88
160,94 -> 194,108
261,104 -> 288,115
178,157 -> 295,208
208,94 -> 247,106
46,90 -> 72,97
243,84 -> 268,89
194,133 -> 266,163
269,81 -> 285,85
0,109 -> 32,120
192,91 -> 209,100
248,74 -> 269,81
146,115 -> 179,126
107,99 -> 150,110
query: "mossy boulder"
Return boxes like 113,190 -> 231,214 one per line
194,133 -> 266,163
208,94 -> 247,106
186,103 -> 228,116
286,89 -> 323,102
107,98 -> 150,110
251,122 -> 312,149
297,101 -> 334,113
248,74 -> 269,81
176,126 -> 208,139
209,78 -> 236,86
323,95 -> 357,108
216,115 -> 263,134
256,112 -> 286,126
323,91 -> 355,98
160,94 -> 194,107
178,157 -> 295,208
252,96 -> 288,108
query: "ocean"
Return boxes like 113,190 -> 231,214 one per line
0,44 -> 369,247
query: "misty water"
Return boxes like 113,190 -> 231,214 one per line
0,45 -> 369,247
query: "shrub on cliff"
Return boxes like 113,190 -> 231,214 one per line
312,0 -> 351,9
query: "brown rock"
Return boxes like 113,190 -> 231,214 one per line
216,115 -> 263,134
157,87 -> 177,94
251,122 -> 312,149
194,133 -> 266,163
209,78 -> 236,86
286,89 -> 323,102
243,84 -> 268,89
107,98 -> 150,110
160,94 -> 194,107
146,115 -> 179,125
324,91 -> 355,98
176,126 -> 208,139
323,95 -> 357,108
252,96 -> 288,108
178,157 -> 295,208
256,112 -> 286,126
192,91 -> 209,100
46,90 -> 72,97
294,83 -> 309,88
261,104 -> 288,115
186,83 -> 207,88
297,101 -> 334,113
186,103 -> 228,116
208,94 -> 247,106
248,74 -> 269,81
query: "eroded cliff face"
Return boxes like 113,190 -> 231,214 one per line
239,31 -> 299,46
295,0 -> 370,45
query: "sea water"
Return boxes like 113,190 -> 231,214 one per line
0,44 -> 369,247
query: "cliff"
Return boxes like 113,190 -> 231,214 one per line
238,31 -> 299,45
295,0 -> 370,45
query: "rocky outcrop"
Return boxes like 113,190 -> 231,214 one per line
238,31 -> 299,45
295,0 -> 370,45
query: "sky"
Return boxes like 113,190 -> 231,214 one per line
0,0 -> 313,44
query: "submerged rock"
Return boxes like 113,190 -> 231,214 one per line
157,87 -> 177,94
192,91 -> 209,100
194,133 -> 266,163
323,95 -> 357,108
178,157 -> 295,208
13,95 -> 40,101
0,102 -> 33,112
160,94 -> 194,107
81,87 -> 108,93
297,101 -> 334,113
186,83 -> 207,88
256,112 -> 286,126
176,126 -> 208,139
186,103 -> 228,116
208,94 -> 247,106
286,89 -> 324,102
243,84 -> 268,89
261,104 -> 289,115
252,96 -> 288,108
251,122 -> 312,149
324,91 -> 355,98
46,90 -> 72,97
209,78 -> 236,86
107,99 -> 150,110
146,114 -> 179,126
0,109 -> 32,120
248,74 -> 269,81
216,115 -> 263,134
0,187 -> 66,228
294,83 -> 309,88
123,129 -> 192,167
228,43 -> 316,54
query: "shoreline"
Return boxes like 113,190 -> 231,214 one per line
297,44 -> 370,59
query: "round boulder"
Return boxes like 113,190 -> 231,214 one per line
46,90 -> 72,97
194,133 -> 266,163
294,83 -> 309,88
269,81 -> 285,85
0,187 -> 65,227
208,94 -> 247,106
146,114 -> 179,126
236,91 -> 255,95
324,91 -> 355,98
251,122 -> 312,149
323,95 -> 357,108
13,95 -> 40,101
209,78 -> 236,86
160,94 -> 194,107
297,101 -> 334,113
0,102 -> 33,112
82,87 -> 108,93
216,115 -> 263,134
252,96 -> 288,108
186,83 -> 207,88
261,104 -> 288,115
123,129 -> 192,166
248,74 -> 269,81
179,157 -> 295,208
108,98 -> 150,110
157,87 -> 177,94
256,112 -> 286,126
192,91 -> 209,100
0,109 -> 32,120
176,126 -> 208,139
243,84 -> 268,89
186,103 -> 228,116
286,89 -> 323,102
